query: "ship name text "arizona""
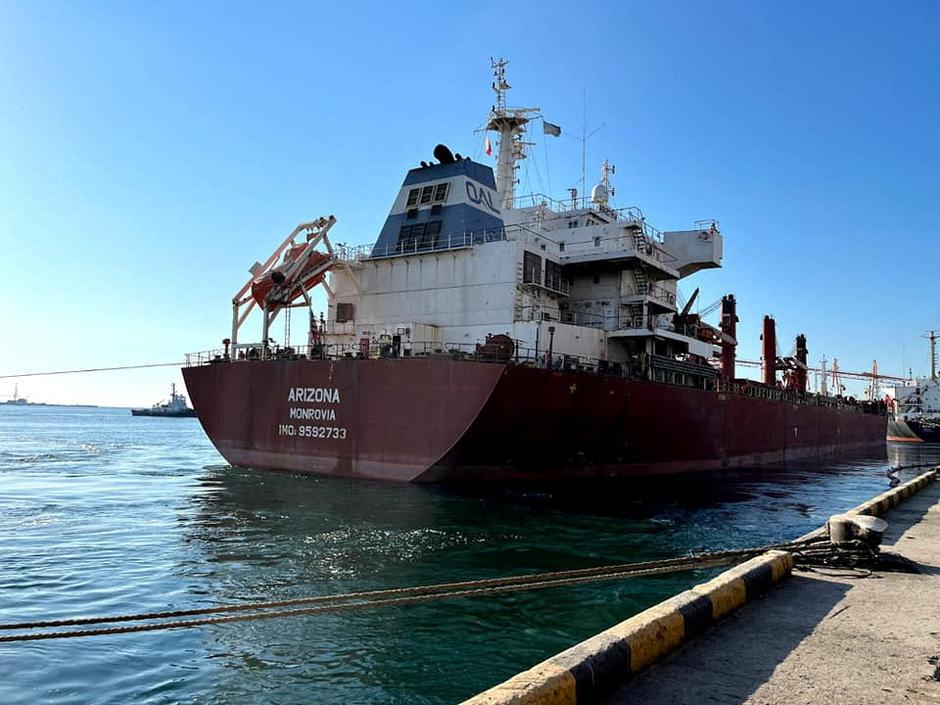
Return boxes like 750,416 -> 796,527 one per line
287,387 -> 341,404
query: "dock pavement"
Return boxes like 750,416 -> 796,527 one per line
598,479 -> 940,705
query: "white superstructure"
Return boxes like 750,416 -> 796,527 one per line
321,60 -> 725,372
886,332 -> 940,422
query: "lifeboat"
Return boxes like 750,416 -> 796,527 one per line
251,245 -> 334,307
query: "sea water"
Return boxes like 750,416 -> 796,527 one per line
1,406 -> 936,704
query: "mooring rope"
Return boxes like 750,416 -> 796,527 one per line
0,538 -> 827,643
0,362 -> 183,380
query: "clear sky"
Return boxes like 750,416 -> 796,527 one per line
1,1 -> 938,406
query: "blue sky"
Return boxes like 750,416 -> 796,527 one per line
1,1 -> 938,405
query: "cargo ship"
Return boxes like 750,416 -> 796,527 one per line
182,59 -> 886,482
885,332 -> 940,443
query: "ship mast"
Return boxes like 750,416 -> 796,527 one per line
927,330 -> 938,381
485,58 -> 539,211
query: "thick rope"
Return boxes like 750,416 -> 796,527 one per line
0,362 -> 182,380
0,539 -> 825,643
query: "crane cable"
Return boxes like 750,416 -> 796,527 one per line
0,537 -> 829,643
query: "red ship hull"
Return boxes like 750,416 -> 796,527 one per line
182,358 -> 887,482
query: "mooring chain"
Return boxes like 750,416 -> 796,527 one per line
0,539 -> 824,643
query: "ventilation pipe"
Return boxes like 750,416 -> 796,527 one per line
719,294 -> 738,382
795,334 -> 808,392
761,316 -> 777,386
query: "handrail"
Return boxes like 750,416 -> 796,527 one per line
341,223 -> 552,262
512,193 -> 665,243
183,343 -> 889,415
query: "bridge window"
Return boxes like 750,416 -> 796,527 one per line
420,220 -> 442,248
398,224 -> 417,251
420,186 -> 434,204
411,222 -> 427,247
523,251 -> 542,285
433,183 -> 449,202
406,189 -> 420,207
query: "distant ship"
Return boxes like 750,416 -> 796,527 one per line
182,59 -> 886,482
3,384 -> 29,406
131,384 -> 196,418
886,332 -> 940,443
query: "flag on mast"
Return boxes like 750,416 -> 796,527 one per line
543,121 -> 561,137
484,136 -> 493,156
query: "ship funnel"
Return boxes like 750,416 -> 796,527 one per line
720,294 -> 738,382
761,316 -> 777,386
433,144 -> 457,165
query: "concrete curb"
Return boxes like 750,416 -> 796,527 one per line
460,467 -> 938,705
460,551 -> 793,705
850,468 -> 937,517
793,467 -> 938,543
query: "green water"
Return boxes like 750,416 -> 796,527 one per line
1,406 -> 935,704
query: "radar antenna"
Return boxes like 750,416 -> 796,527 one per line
591,159 -> 616,207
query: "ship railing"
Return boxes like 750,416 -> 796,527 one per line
618,314 -> 652,331
184,341 -> 633,377
715,379 -> 889,414
333,242 -> 373,262
364,227 -> 509,260
516,305 -> 617,331
621,282 -> 677,307
183,345 -> 890,415
521,270 -> 570,296
512,193 -> 665,243
552,230 -> 672,267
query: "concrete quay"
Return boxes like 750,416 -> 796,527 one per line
600,477 -> 940,705
461,470 -> 939,705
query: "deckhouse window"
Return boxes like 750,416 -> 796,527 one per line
420,185 -> 434,204
433,183 -> 449,203
406,189 -> 420,207
545,260 -> 563,292
523,251 -> 542,285
336,303 -> 355,323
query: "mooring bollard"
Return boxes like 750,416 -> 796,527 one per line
827,513 -> 889,547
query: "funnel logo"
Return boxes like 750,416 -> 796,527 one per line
465,181 -> 500,214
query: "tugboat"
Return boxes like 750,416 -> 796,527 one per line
886,332 -> 940,443
131,383 -> 197,418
